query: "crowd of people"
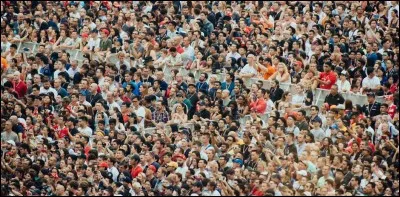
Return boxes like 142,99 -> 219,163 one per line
1,1 -> 399,196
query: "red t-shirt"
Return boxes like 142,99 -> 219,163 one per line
249,98 -> 267,114
53,125 -> 69,139
176,45 -> 184,54
131,165 -> 143,178
388,104 -> 397,119
390,83 -> 398,93
319,71 -> 337,90
14,80 -> 27,99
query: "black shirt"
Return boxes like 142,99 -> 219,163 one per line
270,87 -> 284,102
141,76 -> 154,86
324,93 -> 345,106
198,109 -> 210,119
363,101 -> 381,117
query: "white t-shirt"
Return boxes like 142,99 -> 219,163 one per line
335,80 -> 351,93
362,76 -> 381,89
67,67 -> 78,79
225,52 -> 241,61
88,37 -> 100,51
78,126 -> 93,137
40,87 -> 58,97
239,64 -> 257,76
266,99 -> 274,113
292,94 -> 305,105
134,106 -> 146,128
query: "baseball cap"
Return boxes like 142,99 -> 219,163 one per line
295,61 -> 303,68
99,161 -> 108,168
188,83 -> 196,87
79,91 -> 88,97
337,104 -> 345,110
331,124 -> 339,130
311,118 -> 322,124
122,177 -> 132,183
198,101 -> 206,106
81,33 -> 89,38
297,170 -> 307,177
102,29 -> 110,36
173,153 -> 186,161
232,158 -> 243,167
6,140 -> 16,146
340,70 -> 348,76
148,165 -> 157,173
167,162 -> 178,168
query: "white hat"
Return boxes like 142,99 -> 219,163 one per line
297,170 -> 307,177
337,104 -> 345,110
6,140 -> 16,146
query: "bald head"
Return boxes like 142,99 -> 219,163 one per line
106,92 -> 114,101
90,83 -> 98,93
10,115 -> 18,124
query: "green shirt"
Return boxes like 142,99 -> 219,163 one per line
99,38 -> 112,51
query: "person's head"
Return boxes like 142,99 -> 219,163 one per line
310,105 -> 319,115
323,61 -> 332,72
330,84 -> 339,95
367,93 -> 375,104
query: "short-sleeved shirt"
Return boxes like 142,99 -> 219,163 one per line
1,131 -> 19,143
99,38 -> 112,51
362,76 -> 381,89
240,64 -> 257,76
319,71 -> 337,90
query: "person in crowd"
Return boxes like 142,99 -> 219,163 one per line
0,1 -> 398,197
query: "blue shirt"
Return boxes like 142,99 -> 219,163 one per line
195,81 -> 209,93
57,87 -> 69,98
221,81 -> 234,94
122,81 -> 139,95
134,81 -> 142,96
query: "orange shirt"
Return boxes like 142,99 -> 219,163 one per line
1,57 -> 8,71
258,64 -> 276,80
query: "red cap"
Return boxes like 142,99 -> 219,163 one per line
81,33 -> 89,38
148,165 -> 157,173
173,153 -> 186,161
296,61 -> 303,68
102,29 -> 109,36
99,161 -> 108,168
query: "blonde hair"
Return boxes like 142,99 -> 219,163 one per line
278,62 -> 289,73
